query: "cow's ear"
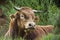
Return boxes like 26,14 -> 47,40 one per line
15,13 -> 20,18
10,14 -> 15,19
34,16 -> 39,23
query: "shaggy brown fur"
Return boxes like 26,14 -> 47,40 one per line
5,7 -> 53,40
24,25 -> 53,40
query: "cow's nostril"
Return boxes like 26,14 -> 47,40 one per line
29,23 -> 35,27
29,24 -> 32,26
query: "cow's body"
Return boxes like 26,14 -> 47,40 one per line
5,7 -> 53,40
5,25 -> 53,40
24,25 -> 53,40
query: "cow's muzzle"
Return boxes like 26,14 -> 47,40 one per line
25,22 -> 36,29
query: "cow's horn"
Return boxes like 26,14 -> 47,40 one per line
14,6 -> 21,11
33,10 -> 43,13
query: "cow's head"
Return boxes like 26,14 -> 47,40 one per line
10,7 -> 39,30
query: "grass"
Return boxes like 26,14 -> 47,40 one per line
0,36 -> 24,40
0,34 -> 60,40
41,34 -> 60,40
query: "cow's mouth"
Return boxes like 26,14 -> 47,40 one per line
24,27 -> 35,33
25,26 -> 35,30
25,27 -> 35,30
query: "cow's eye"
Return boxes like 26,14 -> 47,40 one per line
20,14 -> 25,19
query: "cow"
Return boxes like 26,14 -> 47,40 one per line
5,7 -> 53,40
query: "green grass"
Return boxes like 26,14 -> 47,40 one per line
41,34 -> 60,40
0,34 -> 60,40
0,36 -> 24,40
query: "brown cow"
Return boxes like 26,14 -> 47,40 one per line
5,7 -> 53,40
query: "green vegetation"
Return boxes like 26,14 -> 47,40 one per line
0,0 -> 60,40
41,34 -> 60,40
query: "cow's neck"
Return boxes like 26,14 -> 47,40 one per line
23,29 -> 35,40
19,28 -> 34,38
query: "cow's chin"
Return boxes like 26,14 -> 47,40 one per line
27,27 -> 35,29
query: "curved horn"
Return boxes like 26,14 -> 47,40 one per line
33,10 -> 43,13
14,6 -> 21,11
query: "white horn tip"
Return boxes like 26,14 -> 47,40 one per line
33,10 -> 43,12
14,6 -> 21,11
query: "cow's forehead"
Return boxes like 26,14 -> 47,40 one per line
20,7 -> 32,10
15,11 -> 35,19
21,11 -> 35,18
17,7 -> 34,14
21,8 -> 34,14
17,10 -> 34,15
